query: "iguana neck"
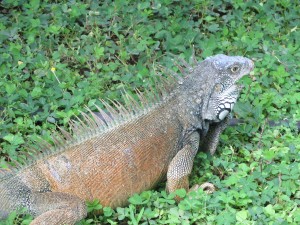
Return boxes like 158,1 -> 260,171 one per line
173,89 -> 206,132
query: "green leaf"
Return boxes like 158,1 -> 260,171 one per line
103,207 -> 113,217
86,199 -> 102,213
264,204 -> 275,216
3,134 -> 24,145
29,0 -> 40,11
31,87 -> 42,98
175,189 -> 186,198
236,210 -> 248,221
5,83 -> 16,94
47,25 -> 61,34
94,46 -> 105,59
262,149 -> 275,161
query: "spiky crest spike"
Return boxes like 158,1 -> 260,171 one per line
50,131 -> 65,147
8,158 -> 22,168
69,120 -> 83,136
0,168 -> 13,180
121,92 -> 135,112
0,167 -> 12,172
125,92 -> 141,112
157,65 -> 182,92
174,61 -> 185,74
191,45 -> 198,65
79,111 -> 97,130
21,149 -> 35,159
108,100 -> 129,117
148,84 -> 160,102
73,115 -> 89,132
158,65 -> 181,79
135,88 -> 147,107
85,107 -> 107,127
94,104 -> 113,125
168,52 -> 194,72
35,136 -> 53,150
153,80 -> 166,97
57,126 -> 73,140
99,99 -> 118,118
160,76 -> 174,94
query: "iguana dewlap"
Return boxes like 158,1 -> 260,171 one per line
0,54 -> 254,225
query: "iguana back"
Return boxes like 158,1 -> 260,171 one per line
0,54 -> 254,225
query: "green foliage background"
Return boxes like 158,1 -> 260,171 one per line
0,0 -> 299,224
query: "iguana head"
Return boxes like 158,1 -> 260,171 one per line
202,54 -> 254,122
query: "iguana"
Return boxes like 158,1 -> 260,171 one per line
0,54 -> 254,225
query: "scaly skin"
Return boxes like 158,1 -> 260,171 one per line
0,54 -> 254,224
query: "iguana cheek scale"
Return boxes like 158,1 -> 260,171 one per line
0,54 -> 254,225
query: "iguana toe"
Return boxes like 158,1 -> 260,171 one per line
190,182 -> 216,194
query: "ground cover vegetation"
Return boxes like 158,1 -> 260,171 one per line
0,0 -> 299,224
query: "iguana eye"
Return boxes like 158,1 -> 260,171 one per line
231,65 -> 240,73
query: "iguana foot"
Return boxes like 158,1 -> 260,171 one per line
190,182 -> 216,194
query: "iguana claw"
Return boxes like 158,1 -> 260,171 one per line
190,182 -> 216,194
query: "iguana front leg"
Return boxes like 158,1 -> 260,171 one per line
29,192 -> 87,225
166,132 -> 200,194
